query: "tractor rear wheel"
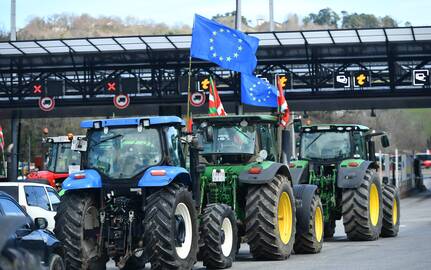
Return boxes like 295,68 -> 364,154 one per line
245,174 -> 296,260
381,185 -> 400,237
342,169 -> 383,241
293,193 -> 323,254
145,183 -> 198,270
200,204 -> 238,269
54,191 -> 106,270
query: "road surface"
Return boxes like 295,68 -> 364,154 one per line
108,174 -> 431,270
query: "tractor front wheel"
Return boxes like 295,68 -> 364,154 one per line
145,183 -> 198,270
199,204 -> 238,269
293,192 -> 324,254
342,169 -> 383,240
245,174 -> 296,260
381,185 -> 400,237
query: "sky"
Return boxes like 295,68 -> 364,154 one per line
0,0 -> 430,31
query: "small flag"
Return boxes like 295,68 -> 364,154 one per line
277,78 -> 290,127
208,77 -> 227,116
241,73 -> 278,108
186,115 -> 193,133
0,126 -> 4,151
191,14 -> 259,75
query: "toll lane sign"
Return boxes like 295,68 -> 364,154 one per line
354,71 -> 370,87
413,70 -> 429,86
335,72 -> 350,88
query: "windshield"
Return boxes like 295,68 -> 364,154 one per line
201,126 -> 256,155
301,132 -> 351,160
86,127 -> 162,179
46,143 -> 81,173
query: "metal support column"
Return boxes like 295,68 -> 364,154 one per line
8,111 -> 20,181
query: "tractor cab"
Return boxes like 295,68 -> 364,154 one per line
298,124 -> 389,165
195,115 -> 281,164
27,135 -> 84,189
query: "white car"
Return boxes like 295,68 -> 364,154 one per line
0,182 -> 60,232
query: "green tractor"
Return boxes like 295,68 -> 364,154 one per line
290,124 -> 400,241
193,115 -> 323,269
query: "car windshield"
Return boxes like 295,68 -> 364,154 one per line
46,143 -> 81,173
200,125 -> 256,155
416,154 -> 431,161
86,127 -> 162,179
301,132 -> 351,160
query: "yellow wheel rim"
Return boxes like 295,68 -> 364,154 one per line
314,206 -> 323,242
369,183 -> 380,226
392,199 -> 398,225
278,192 -> 293,244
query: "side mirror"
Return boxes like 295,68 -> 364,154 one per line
34,217 -> 48,230
6,144 -> 14,156
293,119 -> 302,133
381,135 -> 390,148
71,138 -> 88,152
204,126 -> 214,143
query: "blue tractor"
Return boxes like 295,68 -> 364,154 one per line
54,116 -> 202,270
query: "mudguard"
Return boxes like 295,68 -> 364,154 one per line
289,160 -> 309,185
62,169 -> 102,190
337,160 -> 374,189
138,166 -> 192,187
293,184 -> 318,235
238,163 -> 290,184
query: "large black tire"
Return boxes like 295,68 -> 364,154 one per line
48,254 -> 65,270
293,193 -> 323,254
0,248 -> 42,270
324,217 -> 336,239
200,204 -> 237,269
342,169 -> 383,241
245,174 -> 296,260
144,183 -> 198,270
54,191 -> 106,270
381,185 -> 400,237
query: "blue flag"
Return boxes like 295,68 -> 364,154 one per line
191,14 -> 259,75
241,73 -> 278,107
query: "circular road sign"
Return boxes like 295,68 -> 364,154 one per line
190,92 -> 206,107
113,94 -> 130,109
38,97 -> 55,112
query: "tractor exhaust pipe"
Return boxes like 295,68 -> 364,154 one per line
281,130 -> 292,164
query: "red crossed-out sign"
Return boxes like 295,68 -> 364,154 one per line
33,84 -> 42,94
107,82 -> 116,92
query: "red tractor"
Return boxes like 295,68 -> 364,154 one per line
27,134 -> 84,190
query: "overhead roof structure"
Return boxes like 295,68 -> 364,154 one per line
0,26 -> 430,118
1,26 -> 431,56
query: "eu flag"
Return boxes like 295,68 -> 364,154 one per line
241,73 -> 278,108
191,14 -> 259,75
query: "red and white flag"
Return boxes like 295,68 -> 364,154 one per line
0,126 -> 4,151
277,79 -> 290,127
208,77 -> 227,116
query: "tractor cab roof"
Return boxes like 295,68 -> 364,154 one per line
81,116 -> 184,129
194,115 -> 278,125
301,124 -> 370,132
43,135 -> 85,143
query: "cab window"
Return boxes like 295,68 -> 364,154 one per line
259,124 -> 278,161
352,131 -> 366,159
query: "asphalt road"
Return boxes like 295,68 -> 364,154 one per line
109,173 -> 431,270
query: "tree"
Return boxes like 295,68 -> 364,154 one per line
341,12 -> 398,29
303,8 -> 340,27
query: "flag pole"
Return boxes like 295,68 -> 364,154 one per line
186,55 -> 193,133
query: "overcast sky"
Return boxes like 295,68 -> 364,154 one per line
0,0 -> 430,31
